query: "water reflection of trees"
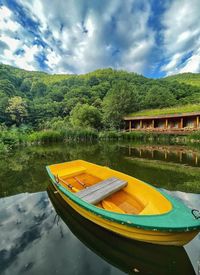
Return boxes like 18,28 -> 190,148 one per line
0,142 -> 122,197
1,142 -> 200,197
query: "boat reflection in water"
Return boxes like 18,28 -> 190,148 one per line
47,185 -> 195,275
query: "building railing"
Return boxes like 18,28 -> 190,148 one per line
125,115 -> 200,132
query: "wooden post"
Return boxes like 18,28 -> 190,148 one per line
129,121 -> 132,131
179,151 -> 182,162
196,116 -> 199,128
195,155 -> 198,165
140,120 -> 142,129
152,119 -> 154,128
165,119 -> 168,129
180,118 -> 183,129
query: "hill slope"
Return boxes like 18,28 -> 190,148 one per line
0,63 -> 200,129
165,73 -> 200,88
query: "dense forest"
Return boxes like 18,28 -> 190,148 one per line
1,63 -> 200,132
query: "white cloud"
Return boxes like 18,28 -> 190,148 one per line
161,0 -> 200,75
0,6 -> 19,32
0,36 -> 21,52
0,0 -> 155,74
1,0 -> 200,76
15,44 -> 43,71
0,5 -> 41,70
179,49 -> 200,73
0,5 -> 22,57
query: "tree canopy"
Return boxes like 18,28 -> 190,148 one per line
1,63 -> 200,130
70,103 -> 102,129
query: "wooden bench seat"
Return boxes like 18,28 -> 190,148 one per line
76,177 -> 127,205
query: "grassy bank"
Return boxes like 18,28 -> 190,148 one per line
1,127 -> 200,153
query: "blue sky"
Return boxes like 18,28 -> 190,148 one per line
0,0 -> 200,78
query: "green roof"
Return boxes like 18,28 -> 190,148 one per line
127,104 -> 200,118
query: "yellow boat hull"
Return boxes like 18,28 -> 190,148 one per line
47,160 -> 200,246
57,187 -> 198,246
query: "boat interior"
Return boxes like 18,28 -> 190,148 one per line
49,161 -> 172,216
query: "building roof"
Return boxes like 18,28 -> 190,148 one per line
124,112 -> 200,120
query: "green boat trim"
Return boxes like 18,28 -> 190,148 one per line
46,166 -> 200,232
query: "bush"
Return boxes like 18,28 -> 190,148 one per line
0,142 -> 9,153
189,130 -> 200,140
38,117 -> 70,131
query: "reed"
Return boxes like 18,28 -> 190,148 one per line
1,127 -> 200,153
28,130 -> 65,143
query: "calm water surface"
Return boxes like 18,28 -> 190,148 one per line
0,142 -> 200,275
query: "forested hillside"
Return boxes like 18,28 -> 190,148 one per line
1,63 -> 200,130
166,73 -> 200,88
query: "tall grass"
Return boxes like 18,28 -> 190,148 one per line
28,130 -> 66,143
28,128 -> 98,143
0,127 -> 98,152
65,128 -> 98,141
1,126 -> 200,154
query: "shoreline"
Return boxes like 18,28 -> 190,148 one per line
1,129 -> 200,153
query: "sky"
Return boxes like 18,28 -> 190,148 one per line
0,0 -> 200,78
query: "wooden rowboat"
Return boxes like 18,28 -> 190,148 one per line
46,160 -> 200,246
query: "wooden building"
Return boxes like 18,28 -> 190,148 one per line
124,112 -> 200,133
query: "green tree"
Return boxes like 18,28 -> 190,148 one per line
88,76 -> 99,86
0,79 -> 15,96
48,89 -> 64,102
30,81 -> 47,97
0,92 -> 9,123
20,79 -> 32,94
144,86 -> 177,109
102,81 -> 139,128
5,96 -> 28,126
70,103 -> 102,129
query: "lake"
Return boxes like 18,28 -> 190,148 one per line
0,141 -> 200,274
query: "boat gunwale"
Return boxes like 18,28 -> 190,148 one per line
46,164 -> 200,232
